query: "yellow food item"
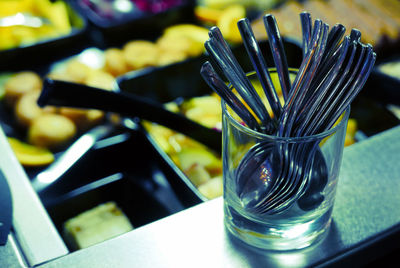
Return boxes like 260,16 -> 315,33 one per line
182,95 -> 222,129
85,70 -> 115,91
194,6 -> 223,24
157,36 -> 197,64
64,60 -> 92,83
198,176 -> 223,199
7,137 -> 54,167
28,113 -> 77,148
59,107 -> 104,131
159,24 -> 208,58
0,0 -> 72,50
14,90 -> 54,127
216,5 -> 246,43
63,202 -> 134,250
103,48 -> 129,77
4,71 -> 42,107
344,118 -> 357,146
184,163 -> 211,187
162,24 -> 210,45
177,147 -> 222,176
123,40 -> 160,70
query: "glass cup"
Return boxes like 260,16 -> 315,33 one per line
222,70 -> 349,250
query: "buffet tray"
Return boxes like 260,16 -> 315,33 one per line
0,1 -> 89,71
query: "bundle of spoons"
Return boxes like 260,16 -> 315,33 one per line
201,12 -> 375,215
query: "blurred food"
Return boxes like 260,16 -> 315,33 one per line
14,90 -> 55,127
123,40 -> 160,70
198,176 -> 223,199
2,21 -> 215,162
198,0 -> 279,10
4,71 -> 42,107
2,68 -> 109,164
378,61 -> 400,79
216,5 -> 246,43
0,0 -> 72,50
104,48 -> 129,77
195,4 -> 245,43
7,136 -> 54,166
28,113 -> 77,149
63,201 -> 133,250
252,0 -> 400,49
345,118 -> 357,146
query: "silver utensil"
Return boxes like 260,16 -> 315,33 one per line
263,14 -> 291,101
237,18 -> 282,119
200,61 -> 261,131
205,37 -> 273,133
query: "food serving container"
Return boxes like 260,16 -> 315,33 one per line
0,1 -> 88,71
68,0 -> 196,46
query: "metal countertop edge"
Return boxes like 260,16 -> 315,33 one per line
35,125 -> 400,268
0,127 -> 69,266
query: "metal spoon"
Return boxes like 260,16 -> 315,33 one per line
300,12 -> 312,58
263,14 -> 291,101
204,38 -> 273,132
237,18 -> 282,119
200,61 -> 260,131
233,20 -> 329,214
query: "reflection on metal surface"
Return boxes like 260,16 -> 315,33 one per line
32,124 -> 114,193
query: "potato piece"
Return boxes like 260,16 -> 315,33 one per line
4,71 -> 42,107
198,176 -> 223,199
7,137 -> 54,167
65,60 -> 92,83
59,107 -> 104,131
194,6 -> 223,24
345,118 -> 357,147
182,95 -> 222,128
85,70 -> 115,91
63,202 -> 133,250
14,90 -> 56,127
162,24 -> 209,44
184,163 -> 211,187
156,49 -> 187,66
104,48 -> 128,77
28,114 -> 76,149
177,147 -> 222,175
156,35 -> 203,58
123,40 -> 159,70
217,5 -> 246,43
14,90 -> 43,127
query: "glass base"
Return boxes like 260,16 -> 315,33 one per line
224,203 -> 332,251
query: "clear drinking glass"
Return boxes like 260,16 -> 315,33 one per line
222,70 -> 349,250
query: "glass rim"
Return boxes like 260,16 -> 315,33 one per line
222,69 -> 351,142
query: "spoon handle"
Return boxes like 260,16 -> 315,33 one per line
300,12 -> 312,58
38,78 -> 222,152
205,39 -> 272,132
200,61 -> 261,131
277,20 -> 326,137
263,14 -> 291,101
237,18 -> 282,119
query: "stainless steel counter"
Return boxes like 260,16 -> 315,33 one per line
1,125 -> 400,267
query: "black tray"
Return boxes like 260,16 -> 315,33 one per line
41,127 -> 188,251
364,57 -> 400,107
46,172 -> 171,251
68,0 -> 197,47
